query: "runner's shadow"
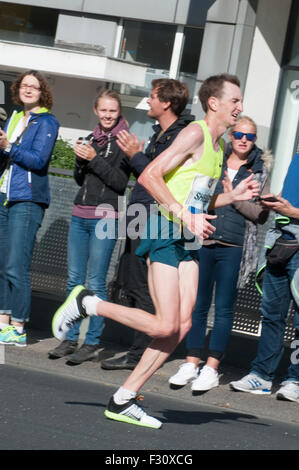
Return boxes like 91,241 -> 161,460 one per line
65,401 -> 105,408
161,408 -> 269,427
64,401 -> 269,429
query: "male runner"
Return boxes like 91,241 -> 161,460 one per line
52,74 -> 260,429
101,78 -> 193,371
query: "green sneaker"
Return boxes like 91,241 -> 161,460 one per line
104,396 -> 162,429
52,285 -> 96,341
0,326 -> 27,347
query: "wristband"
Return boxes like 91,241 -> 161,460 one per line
177,206 -> 186,219
4,143 -> 12,153
177,206 -> 186,235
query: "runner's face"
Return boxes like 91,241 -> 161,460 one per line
216,82 -> 243,127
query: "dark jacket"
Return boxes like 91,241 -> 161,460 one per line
129,113 -> 195,208
209,144 -> 271,246
74,133 -> 131,211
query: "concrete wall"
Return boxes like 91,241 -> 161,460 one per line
55,13 -> 117,56
3,0 -> 217,26
243,0 -> 292,149
191,0 -> 257,119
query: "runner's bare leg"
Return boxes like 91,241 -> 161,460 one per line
121,259 -> 199,392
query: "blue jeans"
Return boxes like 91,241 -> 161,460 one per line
65,215 -> 117,345
0,193 -> 44,323
186,244 -> 243,360
251,249 -> 299,382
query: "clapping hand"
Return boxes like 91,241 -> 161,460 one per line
117,130 -> 144,159
74,140 -> 96,161
232,174 -> 260,201
0,129 -> 9,150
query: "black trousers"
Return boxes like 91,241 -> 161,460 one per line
118,235 -> 155,362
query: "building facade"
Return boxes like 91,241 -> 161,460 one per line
0,0 -> 298,192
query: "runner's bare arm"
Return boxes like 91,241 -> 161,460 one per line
138,123 -> 203,216
138,123 -> 217,240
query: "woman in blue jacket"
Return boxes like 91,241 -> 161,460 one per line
169,116 -> 273,391
0,70 -> 59,346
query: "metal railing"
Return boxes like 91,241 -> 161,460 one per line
31,172 -> 296,342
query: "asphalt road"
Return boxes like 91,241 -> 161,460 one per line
0,364 -> 299,453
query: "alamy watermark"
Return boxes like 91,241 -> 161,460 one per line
94,200 -> 203,251
290,80 -> 299,101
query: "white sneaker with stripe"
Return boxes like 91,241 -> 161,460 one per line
229,373 -> 272,395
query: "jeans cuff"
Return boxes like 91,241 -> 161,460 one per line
250,369 -> 271,382
11,316 -> 28,323
186,349 -> 202,359
208,349 -> 224,361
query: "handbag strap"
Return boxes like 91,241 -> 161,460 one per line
14,118 -> 36,145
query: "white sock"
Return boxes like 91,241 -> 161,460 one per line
113,387 -> 137,405
0,321 -> 9,331
82,295 -> 101,316
14,326 -> 24,334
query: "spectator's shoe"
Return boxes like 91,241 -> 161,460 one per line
276,381 -> 299,403
104,396 -> 162,429
191,365 -> 219,392
0,326 -> 27,347
101,354 -> 138,370
67,343 -> 102,364
230,373 -> 272,395
168,362 -> 198,386
48,339 -> 78,359
52,285 -> 97,341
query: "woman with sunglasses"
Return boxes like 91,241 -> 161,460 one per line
169,115 -> 273,391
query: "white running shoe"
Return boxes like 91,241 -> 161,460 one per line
191,365 -> 219,391
276,381 -> 299,403
230,373 -> 272,395
168,362 -> 198,386
104,396 -> 162,429
52,285 -> 97,341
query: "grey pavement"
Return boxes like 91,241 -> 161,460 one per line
2,328 -> 299,427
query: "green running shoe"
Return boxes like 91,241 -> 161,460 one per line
0,326 -> 27,347
52,285 -> 96,341
104,396 -> 162,429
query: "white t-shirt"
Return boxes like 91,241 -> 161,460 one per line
0,116 -> 30,193
227,167 -> 238,182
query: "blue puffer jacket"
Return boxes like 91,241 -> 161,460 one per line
0,109 -> 59,207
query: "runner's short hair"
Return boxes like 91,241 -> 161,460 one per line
198,73 -> 240,113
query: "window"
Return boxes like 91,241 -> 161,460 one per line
0,2 -> 58,47
0,77 -> 17,118
180,27 -> 204,76
283,0 -> 299,67
121,20 -> 176,70
270,0 -> 299,192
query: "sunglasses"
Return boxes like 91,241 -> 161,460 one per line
233,131 -> 256,141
